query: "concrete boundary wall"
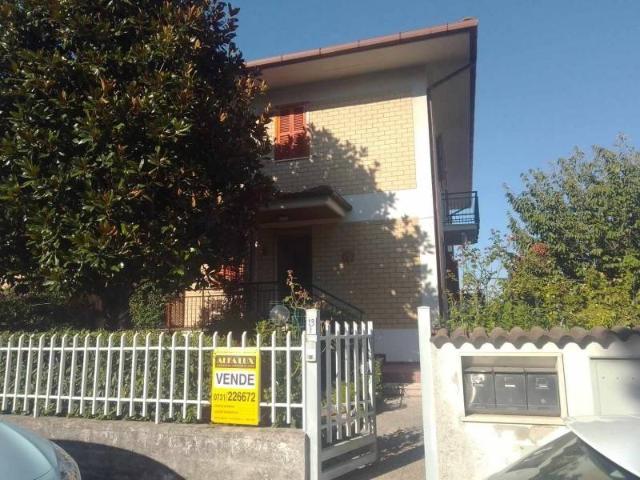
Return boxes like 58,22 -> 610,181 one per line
3,415 -> 305,480
429,332 -> 640,480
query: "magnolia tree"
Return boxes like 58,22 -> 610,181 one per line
0,1 -> 273,325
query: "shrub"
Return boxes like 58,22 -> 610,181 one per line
374,357 -> 384,405
0,291 -> 84,331
446,233 -> 640,331
128,283 -> 168,329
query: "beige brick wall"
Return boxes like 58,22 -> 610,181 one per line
178,218 -> 428,330
253,218 -> 428,328
263,90 -> 416,196
311,218 -> 424,329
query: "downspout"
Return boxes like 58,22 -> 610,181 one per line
427,62 -> 474,93
425,60 -> 475,320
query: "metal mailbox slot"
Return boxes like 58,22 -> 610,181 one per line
494,367 -> 527,411
526,367 -> 560,415
463,367 -> 496,412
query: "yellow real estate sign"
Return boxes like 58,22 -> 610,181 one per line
211,347 -> 261,426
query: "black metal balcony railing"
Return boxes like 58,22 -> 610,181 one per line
442,191 -> 480,245
442,191 -> 480,227
310,284 -> 365,325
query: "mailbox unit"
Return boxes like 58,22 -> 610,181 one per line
526,367 -> 560,415
463,361 -> 561,416
494,367 -> 527,412
463,367 -> 496,413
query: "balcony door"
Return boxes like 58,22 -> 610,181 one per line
276,232 -> 312,296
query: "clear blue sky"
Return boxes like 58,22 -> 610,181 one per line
233,0 -> 640,248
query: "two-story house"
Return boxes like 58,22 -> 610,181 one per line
166,18 -> 479,365
250,18 -> 479,362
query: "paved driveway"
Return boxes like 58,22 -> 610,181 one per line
346,393 -> 425,479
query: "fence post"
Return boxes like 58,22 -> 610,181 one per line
418,306 -> 439,480
304,308 -> 322,480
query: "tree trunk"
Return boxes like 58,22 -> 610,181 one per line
98,285 -> 132,329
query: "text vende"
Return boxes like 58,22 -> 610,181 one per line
214,372 -> 256,389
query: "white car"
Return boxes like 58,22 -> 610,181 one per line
489,416 -> 640,479
0,419 -> 81,480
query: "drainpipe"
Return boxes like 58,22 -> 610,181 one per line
426,62 -> 474,94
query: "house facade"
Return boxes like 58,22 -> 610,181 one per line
245,19 -> 480,362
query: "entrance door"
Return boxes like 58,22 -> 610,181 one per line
277,233 -> 312,295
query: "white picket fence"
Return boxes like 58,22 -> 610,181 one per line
0,309 -> 378,480
0,330 -> 305,426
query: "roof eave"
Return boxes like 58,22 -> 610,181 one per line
468,23 -> 478,188
247,18 -> 478,70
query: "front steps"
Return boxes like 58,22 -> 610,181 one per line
380,362 -> 422,401
383,382 -> 422,398
382,361 -> 421,384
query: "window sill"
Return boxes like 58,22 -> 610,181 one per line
461,414 -> 565,426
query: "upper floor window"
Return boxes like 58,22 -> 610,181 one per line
274,104 -> 309,161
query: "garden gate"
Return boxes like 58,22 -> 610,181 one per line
304,309 -> 378,480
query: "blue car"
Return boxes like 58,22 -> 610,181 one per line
0,419 -> 80,480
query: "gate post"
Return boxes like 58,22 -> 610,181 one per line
418,306 -> 439,480
304,308 -> 322,480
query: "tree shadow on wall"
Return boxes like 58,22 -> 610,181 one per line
262,122 -> 438,325
54,440 -> 184,480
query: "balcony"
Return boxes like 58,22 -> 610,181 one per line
164,282 -> 364,330
442,191 -> 480,244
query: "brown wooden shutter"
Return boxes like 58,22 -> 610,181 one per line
292,107 -> 304,132
275,105 -> 308,160
291,106 -> 309,158
278,107 -> 291,142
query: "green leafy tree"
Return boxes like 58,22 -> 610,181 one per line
448,139 -> 640,330
0,1 -> 273,325
507,138 -> 640,287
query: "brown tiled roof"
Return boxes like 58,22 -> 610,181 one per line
431,326 -> 640,349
